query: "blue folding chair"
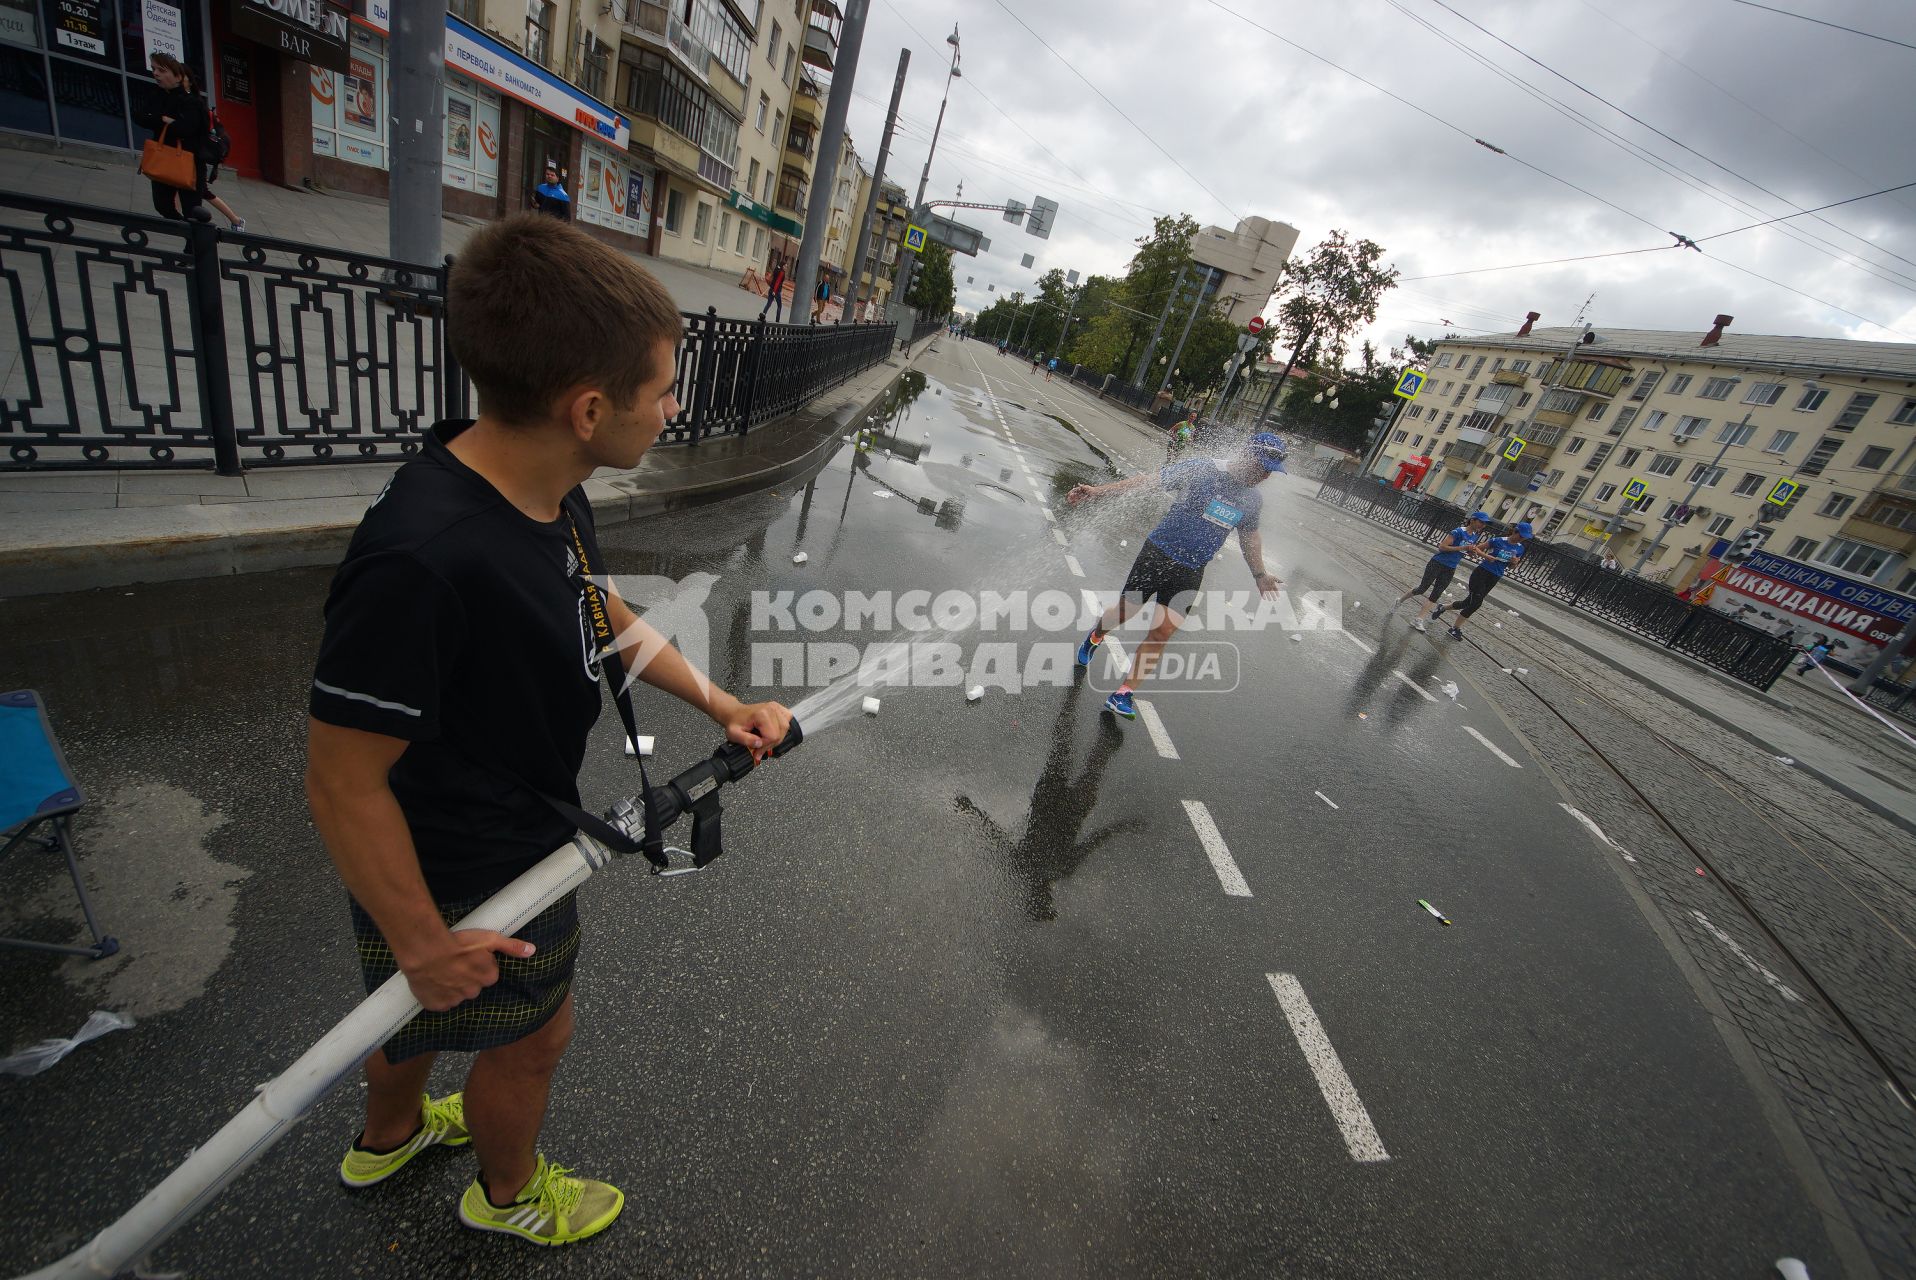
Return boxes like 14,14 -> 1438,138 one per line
1,690 -> 119,959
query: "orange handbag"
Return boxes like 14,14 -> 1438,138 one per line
139,123 -> 198,191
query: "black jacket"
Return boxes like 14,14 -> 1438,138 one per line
134,84 -> 208,159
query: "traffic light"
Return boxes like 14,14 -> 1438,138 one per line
1725,526 -> 1770,563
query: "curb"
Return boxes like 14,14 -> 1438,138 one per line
1307,493 -> 1916,838
0,352 -> 922,599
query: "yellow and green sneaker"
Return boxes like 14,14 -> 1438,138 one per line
457,1153 -> 624,1246
338,1092 -> 470,1188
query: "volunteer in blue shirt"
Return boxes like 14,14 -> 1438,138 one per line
530,163 -> 571,220
1065,433 -> 1288,720
1399,511 -> 1487,632
1433,520 -> 1532,639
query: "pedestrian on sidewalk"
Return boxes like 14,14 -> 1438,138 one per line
307,213 -> 792,1249
1046,356 -> 1058,381
1796,634 -> 1832,675
133,54 -> 208,222
1400,511 -> 1486,632
1170,408 -> 1198,457
1030,350 -> 1043,374
1432,520 -> 1531,639
181,64 -> 244,230
530,162 -> 571,220
811,277 -> 831,323
760,259 -> 786,322
1066,433 -> 1287,720
1600,550 -> 1619,572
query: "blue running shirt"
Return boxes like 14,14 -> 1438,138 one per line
1432,526 -> 1477,568
1477,536 -> 1525,577
1145,459 -> 1263,569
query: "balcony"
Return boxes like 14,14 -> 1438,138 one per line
785,127 -> 815,162
790,89 -> 823,128
1444,441 -> 1491,469
1456,426 -> 1491,446
1532,406 -> 1580,430
1492,369 -> 1527,387
1468,393 -> 1513,420
774,175 -> 809,214
1491,463 -> 1542,492
804,0 -> 841,70
1539,358 -> 1630,398
1841,492 -> 1916,555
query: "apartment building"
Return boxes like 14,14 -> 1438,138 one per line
820,131 -> 867,282
852,179 -> 910,319
1370,319 -> 1916,608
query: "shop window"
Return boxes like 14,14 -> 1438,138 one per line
664,187 -> 684,234
693,200 -> 711,242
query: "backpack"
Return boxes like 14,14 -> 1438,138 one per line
204,104 -> 232,166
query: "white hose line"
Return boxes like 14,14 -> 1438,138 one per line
19,836 -> 615,1280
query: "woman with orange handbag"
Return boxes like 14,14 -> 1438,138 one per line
133,53 -> 208,222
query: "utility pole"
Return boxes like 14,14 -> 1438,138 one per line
791,0 -> 869,325
1131,261 -> 1187,388
1630,410 -> 1746,574
845,47 -> 907,321
893,24 -> 959,317
388,6 -> 445,268
1158,266 -> 1213,397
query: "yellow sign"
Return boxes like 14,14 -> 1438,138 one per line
1582,522 -> 1613,541
1503,436 -> 1527,462
904,224 -> 928,253
1393,369 -> 1425,400
1766,477 -> 1801,506
1622,477 -> 1648,502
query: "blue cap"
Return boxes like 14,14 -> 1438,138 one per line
1247,432 -> 1288,472
1468,510 -> 1490,522
1516,521 -> 1534,537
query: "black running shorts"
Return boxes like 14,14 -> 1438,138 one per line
351,889 -> 581,1062
1413,558 -> 1456,601
1120,539 -> 1207,610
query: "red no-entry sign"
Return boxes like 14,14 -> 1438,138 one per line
1247,316 -> 1266,334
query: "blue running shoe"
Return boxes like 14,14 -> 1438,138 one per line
1104,689 -> 1137,720
1075,630 -> 1102,667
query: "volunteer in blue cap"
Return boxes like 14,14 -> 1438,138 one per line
1433,519 -> 1533,639
1066,432 -> 1288,720
1400,510 -> 1487,632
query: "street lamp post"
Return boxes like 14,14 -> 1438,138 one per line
893,25 -> 959,316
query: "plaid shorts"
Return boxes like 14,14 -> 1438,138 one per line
350,889 -> 582,1063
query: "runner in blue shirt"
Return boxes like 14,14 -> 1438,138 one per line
1432,520 -> 1532,639
1065,433 -> 1288,719
1398,511 -> 1486,632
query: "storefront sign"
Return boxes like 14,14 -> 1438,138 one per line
1715,552 -> 1914,652
231,0 -> 351,73
444,15 -> 628,148
52,0 -> 109,62
0,0 -> 38,50
221,46 -> 253,104
142,0 -> 185,65
576,136 -> 651,238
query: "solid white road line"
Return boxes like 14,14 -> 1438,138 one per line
1558,803 -> 1636,863
1691,910 -> 1802,1003
1064,554 -> 1085,578
1342,631 -> 1375,656
1391,670 -> 1440,703
1182,800 -> 1251,897
1135,698 -> 1180,759
1266,973 -> 1390,1163
1314,791 -> 1340,809
1462,725 -> 1522,768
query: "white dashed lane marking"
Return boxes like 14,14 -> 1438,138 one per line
1558,804 -> 1635,863
1266,973 -> 1390,1163
1052,528 -> 1070,547
1182,800 -> 1251,897
1391,670 -> 1439,703
1462,725 -> 1522,768
1064,554 -> 1085,578
1314,791 -> 1339,809
1135,698 -> 1180,759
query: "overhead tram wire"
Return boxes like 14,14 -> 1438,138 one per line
1385,0 -> 1916,295
989,0 -> 1240,222
1402,244 -> 1676,282
1726,0 -> 1916,53
1418,0 -> 1916,286
1691,180 -> 1916,244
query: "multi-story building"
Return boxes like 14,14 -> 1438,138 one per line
852,179 -> 909,319
1190,216 -> 1300,327
820,131 -> 866,283
1370,318 -> 1916,612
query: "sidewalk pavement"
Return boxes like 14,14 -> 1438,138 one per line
1306,492 -> 1916,835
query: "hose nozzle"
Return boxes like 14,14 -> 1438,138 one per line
603,719 -> 803,873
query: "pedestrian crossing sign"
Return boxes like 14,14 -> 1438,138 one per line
1393,369 -> 1425,400
904,225 -> 928,253
1502,435 -> 1526,462
1623,477 -> 1648,502
1766,477 -> 1801,507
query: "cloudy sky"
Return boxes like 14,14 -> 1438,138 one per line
825,0 -> 1916,362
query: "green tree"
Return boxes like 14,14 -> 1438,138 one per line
906,241 -> 956,318
1270,229 -> 1399,378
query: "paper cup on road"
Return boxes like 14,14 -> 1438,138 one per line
792,552 -> 808,565
862,696 -> 881,716
624,736 -> 655,758
966,686 -> 984,702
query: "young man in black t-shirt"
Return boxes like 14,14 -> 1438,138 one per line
307,213 -> 791,1247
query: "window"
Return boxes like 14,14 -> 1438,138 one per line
1584,442 -> 1613,472
526,1 -> 554,66
1393,430 -> 1409,444
1629,370 -> 1661,401
1565,436 -> 1587,455
747,158 -> 760,192
1795,385 -> 1828,412
1800,435 -> 1841,476
693,201 -> 712,243
1892,398 -> 1916,425
1619,447 -> 1643,468
1648,454 -> 1681,476
1407,405 -> 1422,420
762,169 -> 774,203
1564,477 -> 1591,505
1733,472 -> 1765,496
1833,392 -> 1878,431
767,20 -> 782,64
1517,393 -> 1532,408
1541,389 -> 1582,414
1700,377 -> 1738,401
1512,360 -> 1531,374
625,50 -> 709,147
1436,353 -> 1454,368
1491,358 -> 1505,373
1707,514 -> 1734,536
1443,381 -> 1454,394
772,110 -> 784,142
1785,536 -> 1819,559
1869,504 -> 1916,533
1816,538 -> 1890,577
1661,501 -> 1693,524
450,0 -> 481,17
1546,469 -> 1564,488
783,45 -> 795,84
1858,445 -> 1893,471
664,188 -> 685,234
1594,483 -> 1618,503
579,34 -> 610,99
1629,491 -> 1655,513
1412,435 -> 1424,447
1743,381 -> 1784,406
717,210 -> 730,247
736,219 -> 750,253
753,227 -> 766,259
1440,411 -> 1454,430
1470,355 -> 1486,376
1687,463 -> 1726,487
756,93 -> 769,132
1667,374 -> 1693,395
1715,419 -> 1755,446
1672,416 -> 1709,440
1452,382 -> 1471,404
1765,428 -> 1798,455
1640,410 -> 1666,433
1612,407 -> 1638,433
1586,401 -> 1607,421
1817,493 -> 1854,519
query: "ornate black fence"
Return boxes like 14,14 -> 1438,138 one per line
1314,466 -> 1796,690
0,193 -> 894,473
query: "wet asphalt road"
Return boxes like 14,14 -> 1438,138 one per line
0,341 -> 1839,1278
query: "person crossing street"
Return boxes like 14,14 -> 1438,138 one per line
1399,511 -> 1486,632
1431,520 -> 1532,639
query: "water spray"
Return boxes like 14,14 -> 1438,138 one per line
14,720 -> 804,1280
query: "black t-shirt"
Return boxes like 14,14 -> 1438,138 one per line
310,420 -> 607,900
